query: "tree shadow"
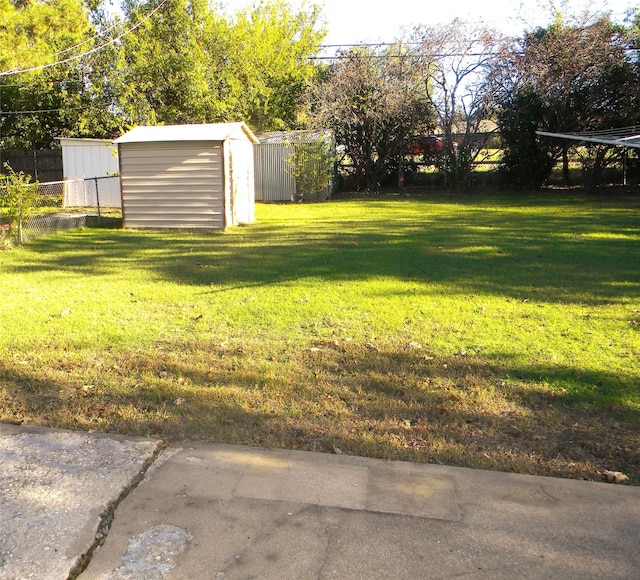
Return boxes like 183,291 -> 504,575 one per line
2,340 -> 638,482
4,196 -> 640,305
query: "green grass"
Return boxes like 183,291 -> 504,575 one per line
1,192 -> 639,482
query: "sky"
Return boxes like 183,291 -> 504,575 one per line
228,0 -> 638,47
314,0 -> 637,45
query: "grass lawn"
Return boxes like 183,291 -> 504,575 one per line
1,192 -> 639,482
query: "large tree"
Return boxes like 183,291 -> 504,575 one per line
308,45 -> 433,191
0,0 -> 93,150
411,21 -> 500,192
225,0 -> 325,130
0,0 -> 90,73
0,0 -> 326,150
115,0 -> 215,126
492,14 -> 640,190
111,0 -> 324,129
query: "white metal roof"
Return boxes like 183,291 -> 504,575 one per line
114,122 -> 259,145
537,127 -> 640,149
58,137 -> 115,145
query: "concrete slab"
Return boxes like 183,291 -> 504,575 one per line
82,443 -> 640,579
0,424 -> 160,579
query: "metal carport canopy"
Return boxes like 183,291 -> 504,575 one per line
536,128 -> 640,149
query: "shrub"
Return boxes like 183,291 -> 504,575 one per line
0,164 -> 38,245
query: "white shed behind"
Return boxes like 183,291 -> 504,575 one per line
58,138 -> 121,207
114,123 -> 258,230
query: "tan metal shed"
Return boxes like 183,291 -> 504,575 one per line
114,123 -> 258,229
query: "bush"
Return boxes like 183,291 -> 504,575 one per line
0,164 -> 38,245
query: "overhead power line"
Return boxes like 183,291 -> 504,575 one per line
0,107 -> 82,116
0,0 -> 169,77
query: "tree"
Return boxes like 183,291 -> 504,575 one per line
115,0 -> 217,126
225,0 -> 326,131
111,0 -> 325,129
0,64 -> 91,150
411,21 -> 500,192
0,0 -> 90,73
491,14 -> 640,190
0,0 -> 94,150
492,86 -> 555,189
0,0 -> 326,149
308,46 -> 433,191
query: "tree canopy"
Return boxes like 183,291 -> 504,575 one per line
0,0 -> 90,73
0,0 -> 326,149
308,45 -> 433,191
491,13 -> 640,189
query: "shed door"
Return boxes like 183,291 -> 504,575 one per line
229,139 -> 255,225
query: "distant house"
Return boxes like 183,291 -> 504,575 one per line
114,123 -> 258,229
254,130 -> 335,202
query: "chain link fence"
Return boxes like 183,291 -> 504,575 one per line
1,176 -> 121,244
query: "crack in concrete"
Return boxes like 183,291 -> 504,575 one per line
67,441 -> 167,579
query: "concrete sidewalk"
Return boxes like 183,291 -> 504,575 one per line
1,424 -> 639,579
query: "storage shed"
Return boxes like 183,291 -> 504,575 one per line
114,123 -> 258,229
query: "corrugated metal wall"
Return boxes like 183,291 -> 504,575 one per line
254,144 -> 295,202
119,141 -> 225,229
60,139 -> 119,180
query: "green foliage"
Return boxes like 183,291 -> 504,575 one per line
496,89 -> 555,189
0,0 -> 90,72
0,0 -> 325,148
228,0 -> 326,130
0,0 -> 95,149
0,163 -> 38,245
285,139 -> 336,201
112,0 -> 325,130
117,0 -> 215,125
493,16 -> 640,190
309,46 -> 433,191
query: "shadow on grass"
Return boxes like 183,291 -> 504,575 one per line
6,196 -> 640,305
2,340 -> 638,482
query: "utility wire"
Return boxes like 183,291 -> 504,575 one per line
0,107 -> 82,116
0,0 -> 169,77
48,0 -> 164,59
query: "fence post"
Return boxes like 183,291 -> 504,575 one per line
94,177 -> 101,224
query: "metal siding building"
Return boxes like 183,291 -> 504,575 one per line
254,130 -> 334,202
114,123 -> 258,229
58,138 -> 121,207
254,143 -> 296,202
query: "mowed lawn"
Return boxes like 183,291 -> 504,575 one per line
1,193 -> 639,482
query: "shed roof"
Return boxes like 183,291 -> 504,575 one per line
58,137 -> 115,145
114,122 -> 259,145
